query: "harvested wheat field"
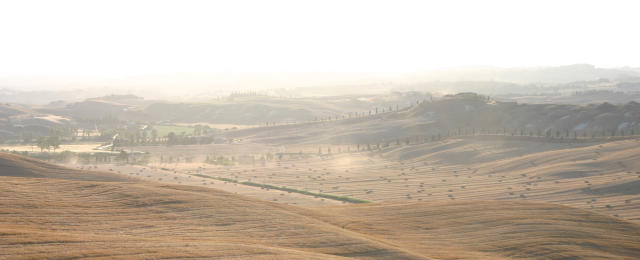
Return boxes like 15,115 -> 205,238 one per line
1,152 -> 640,259
144,137 -> 640,223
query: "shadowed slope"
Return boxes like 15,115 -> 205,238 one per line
0,152 -> 128,181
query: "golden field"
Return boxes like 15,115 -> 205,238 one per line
1,151 -> 640,259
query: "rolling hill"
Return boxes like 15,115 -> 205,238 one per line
225,93 -> 640,145
1,152 -> 640,259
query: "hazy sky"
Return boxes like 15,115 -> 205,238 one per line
1,0 -> 639,80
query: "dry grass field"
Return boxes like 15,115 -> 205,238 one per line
2,152 -> 640,259
314,200 -> 640,259
126,137 -> 640,224
85,163 -> 343,207
0,153 -> 420,259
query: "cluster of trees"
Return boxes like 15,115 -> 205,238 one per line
440,126 -> 638,139
4,150 -> 150,165
310,125 -> 640,156
192,124 -> 212,136
1,126 -> 78,145
73,116 -> 121,142
75,151 -> 150,165
313,105 -> 407,123
309,98 -> 434,125
3,121 -> 222,148
78,119 -> 206,145
35,135 -> 61,152
109,127 -> 157,146
166,132 -> 217,146
109,124 -> 215,147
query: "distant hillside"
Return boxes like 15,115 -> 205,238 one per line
32,92 -> 427,124
410,93 -> 640,134
228,93 -> 640,144
0,103 -> 71,140
227,93 -> 640,144
3,89 -> 640,142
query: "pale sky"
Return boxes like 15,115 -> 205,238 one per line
0,0 -> 639,81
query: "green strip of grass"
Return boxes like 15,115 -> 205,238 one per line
241,181 -> 369,203
193,174 -> 237,183
191,174 -> 369,204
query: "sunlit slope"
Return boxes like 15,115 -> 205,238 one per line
381,138 -> 640,221
0,153 -> 427,259
199,137 -> 640,222
312,201 -> 640,260
2,152 -> 640,259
